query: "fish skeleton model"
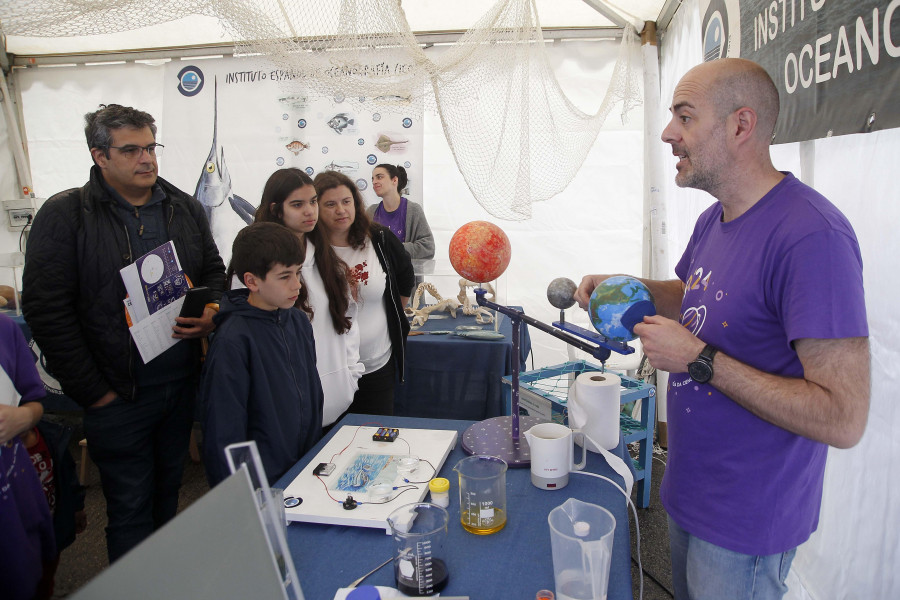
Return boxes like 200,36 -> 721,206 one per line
193,80 -> 257,265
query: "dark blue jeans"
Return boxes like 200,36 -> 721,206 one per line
82,377 -> 196,563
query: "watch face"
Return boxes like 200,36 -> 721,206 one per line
689,361 -> 712,383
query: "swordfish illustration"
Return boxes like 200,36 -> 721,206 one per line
193,80 -> 256,250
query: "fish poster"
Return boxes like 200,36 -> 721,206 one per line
161,55 -> 424,266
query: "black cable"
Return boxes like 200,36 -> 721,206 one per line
18,213 -> 32,252
631,556 -> 675,598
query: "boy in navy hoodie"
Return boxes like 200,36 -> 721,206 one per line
200,222 -> 324,486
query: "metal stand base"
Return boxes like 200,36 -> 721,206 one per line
460,415 -> 543,467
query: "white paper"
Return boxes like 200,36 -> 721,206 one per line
120,241 -> 189,323
128,297 -> 187,363
119,242 -> 192,363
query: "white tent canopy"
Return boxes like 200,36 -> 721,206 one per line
0,1 -> 896,598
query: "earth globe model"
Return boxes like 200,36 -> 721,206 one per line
588,275 -> 657,342
449,221 -> 511,283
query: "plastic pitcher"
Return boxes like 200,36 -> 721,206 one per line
386,502 -> 450,596
453,455 -> 507,534
548,498 -> 616,600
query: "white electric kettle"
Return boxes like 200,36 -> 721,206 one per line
524,422 -> 587,490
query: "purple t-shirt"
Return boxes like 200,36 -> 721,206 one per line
662,173 -> 867,555
1,313 -> 56,599
372,197 -> 408,243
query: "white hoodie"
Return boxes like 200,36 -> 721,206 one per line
303,239 -> 364,425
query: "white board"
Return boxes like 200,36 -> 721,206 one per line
283,425 -> 457,532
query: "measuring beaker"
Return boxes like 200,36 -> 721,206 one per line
548,498 -> 616,600
453,455 -> 508,534
386,503 -> 450,596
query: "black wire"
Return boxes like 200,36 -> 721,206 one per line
18,214 -> 32,252
631,556 -> 675,598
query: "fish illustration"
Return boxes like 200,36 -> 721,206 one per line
327,113 -> 354,134
285,140 -> 310,155
193,79 -> 257,264
374,95 -> 412,103
278,95 -> 309,109
324,161 -> 360,173
375,134 -> 408,153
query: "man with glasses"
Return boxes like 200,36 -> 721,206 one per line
23,104 -> 225,563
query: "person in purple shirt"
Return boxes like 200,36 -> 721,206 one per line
1,313 -> 56,600
575,58 -> 869,600
367,164 -> 435,260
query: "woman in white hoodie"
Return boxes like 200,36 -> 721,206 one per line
254,168 -> 364,427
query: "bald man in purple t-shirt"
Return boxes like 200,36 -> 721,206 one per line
576,58 -> 869,600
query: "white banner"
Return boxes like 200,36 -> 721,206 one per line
161,55 -> 424,265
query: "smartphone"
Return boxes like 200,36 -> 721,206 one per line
178,287 -> 212,318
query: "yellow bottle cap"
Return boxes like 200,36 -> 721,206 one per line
429,477 -> 450,493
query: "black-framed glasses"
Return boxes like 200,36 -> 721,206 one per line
104,143 -> 164,159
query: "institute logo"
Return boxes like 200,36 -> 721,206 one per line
700,0 -> 741,61
177,66 -> 205,96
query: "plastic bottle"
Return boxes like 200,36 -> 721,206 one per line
428,477 -> 450,507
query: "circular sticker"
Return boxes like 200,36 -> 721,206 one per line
356,178 -> 368,191
282,113 -> 289,120
305,166 -> 315,175
366,154 -> 377,165
298,119 -> 307,128
322,146 -> 329,154
357,138 -> 365,146
372,113 -> 382,122
140,255 -> 164,283
334,92 -> 345,103
404,161 -> 411,168
402,117 -> 413,128
276,157 -> 285,166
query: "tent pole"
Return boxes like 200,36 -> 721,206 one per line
0,67 -> 35,200
640,20 -> 669,447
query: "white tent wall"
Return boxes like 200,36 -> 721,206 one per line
5,37 -> 643,371
422,38 -> 643,369
659,1 -> 899,598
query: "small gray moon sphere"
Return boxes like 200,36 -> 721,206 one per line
547,277 -> 577,309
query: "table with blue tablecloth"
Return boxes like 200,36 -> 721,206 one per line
396,308 -> 531,421
275,413 -> 633,600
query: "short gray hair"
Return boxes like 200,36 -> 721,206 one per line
84,104 -> 157,156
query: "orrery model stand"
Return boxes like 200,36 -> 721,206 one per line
460,288 -> 636,466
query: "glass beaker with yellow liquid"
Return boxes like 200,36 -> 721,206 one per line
453,455 -> 508,534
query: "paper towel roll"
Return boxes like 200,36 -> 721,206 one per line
567,371 -> 620,452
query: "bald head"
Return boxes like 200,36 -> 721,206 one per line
687,58 -> 780,142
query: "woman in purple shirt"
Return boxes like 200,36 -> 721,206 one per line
367,164 -> 435,260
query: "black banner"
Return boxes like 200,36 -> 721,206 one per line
700,0 -> 900,143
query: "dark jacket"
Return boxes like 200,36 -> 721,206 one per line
200,289 -> 324,487
22,166 -> 226,407
35,418 -> 85,552
370,224 -> 414,381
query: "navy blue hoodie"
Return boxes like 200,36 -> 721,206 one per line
200,289 -> 324,487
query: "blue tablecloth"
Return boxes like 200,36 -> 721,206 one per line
275,413 -> 633,600
396,308 -> 531,420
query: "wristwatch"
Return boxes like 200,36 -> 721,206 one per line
688,344 -> 718,384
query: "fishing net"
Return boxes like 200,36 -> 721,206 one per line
1,0 -> 643,220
